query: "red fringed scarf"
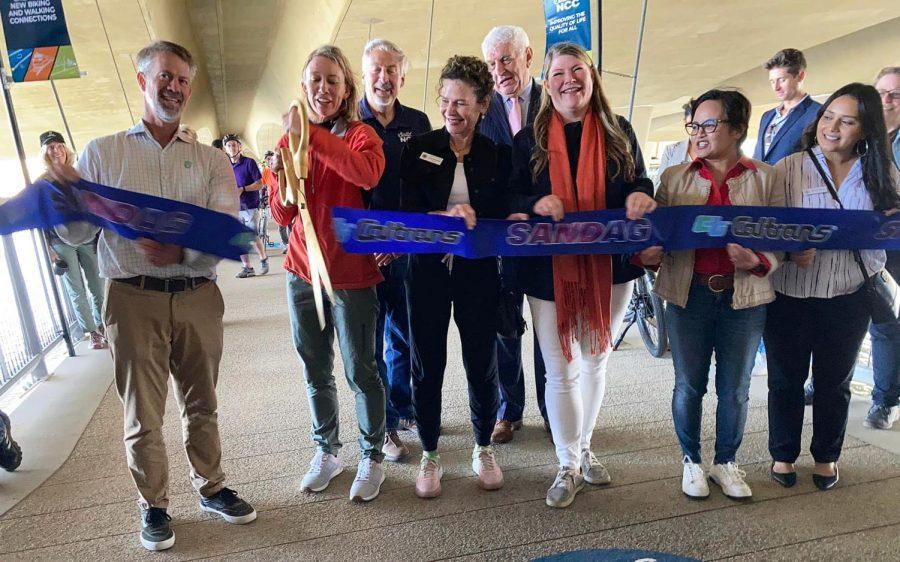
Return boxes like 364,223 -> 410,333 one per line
547,110 -> 613,362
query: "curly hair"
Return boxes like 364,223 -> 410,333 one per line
437,55 -> 493,103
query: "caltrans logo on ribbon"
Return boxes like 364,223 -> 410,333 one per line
332,206 -> 899,259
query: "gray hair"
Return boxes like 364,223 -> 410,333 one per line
136,40 -> 197,80
876,66 -> 900,83
361,38 -> 409,76
481,26 -> 530,59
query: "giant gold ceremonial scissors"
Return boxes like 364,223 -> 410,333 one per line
279,99 -> 334,329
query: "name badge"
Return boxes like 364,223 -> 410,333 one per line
803,186 -> 828,196
419,152 -> 443,166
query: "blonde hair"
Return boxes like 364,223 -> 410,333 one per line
531,42 -> 635,183
302,45 -> 359,122
41,141 -> 76,169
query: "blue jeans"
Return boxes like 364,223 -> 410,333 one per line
375,256 -> 415,432
286,274 -> 385,461
667,283 -> 766,465
52,240 -> 104,333
870,320 -> 900,408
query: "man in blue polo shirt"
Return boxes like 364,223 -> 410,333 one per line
223,134 -> 269,278
359,38 -> 431,463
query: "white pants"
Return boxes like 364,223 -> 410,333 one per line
529,280 -> 633,469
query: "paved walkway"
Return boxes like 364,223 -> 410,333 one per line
1,255 -> 897,560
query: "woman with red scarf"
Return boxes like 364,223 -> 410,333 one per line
509,42 -> 656,508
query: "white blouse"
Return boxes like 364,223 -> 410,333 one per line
446,162 -> 470,209
772,146 -> 886,299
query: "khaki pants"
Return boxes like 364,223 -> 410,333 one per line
104,279 -> 226,509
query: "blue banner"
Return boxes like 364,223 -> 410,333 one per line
1,0 -> 80,81
332,206 -> 900,259
544,0 -> 592,55
0,179 -> 255,260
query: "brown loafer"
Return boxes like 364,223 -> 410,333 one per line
491,420 -> 523,444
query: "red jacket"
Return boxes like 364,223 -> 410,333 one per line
271,121 -> 385,289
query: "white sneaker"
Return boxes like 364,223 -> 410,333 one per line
681,456 -> 709,499
349,458 -> 385,502
709,462 -> 752,499
300,451 -> 343,492
471,446 -> 503,490
382,431 -> 409,462
580,449 -> 611,485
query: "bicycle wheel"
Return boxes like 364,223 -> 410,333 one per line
635,273 -> 668,357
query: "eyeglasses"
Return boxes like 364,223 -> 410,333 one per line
685,119 -> 730,136
876,89 -> 900,101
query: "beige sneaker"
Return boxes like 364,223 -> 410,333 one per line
472,446 -> 503,490
415,455 -> 443,498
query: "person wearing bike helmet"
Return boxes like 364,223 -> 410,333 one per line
223,133 -> 269,277
638,89 -> 784,502
507,42 -> 655,509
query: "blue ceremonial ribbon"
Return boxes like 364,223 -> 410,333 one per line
0,179 -> 255,260
331,206 -> 900,259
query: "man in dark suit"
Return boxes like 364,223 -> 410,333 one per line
753,48 -> 821,165
479,25 -> 548,444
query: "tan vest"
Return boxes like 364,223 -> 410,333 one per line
652,159 -> 786,310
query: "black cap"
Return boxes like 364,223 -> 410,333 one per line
222,133 -> 241,144
40,131 -> 65,146
263,150 -> 275,159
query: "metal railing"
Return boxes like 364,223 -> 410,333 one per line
0,229 -> 78,392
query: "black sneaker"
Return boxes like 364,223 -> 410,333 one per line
0,411 -> 22,471
140,507 -> 175,551
864,404 -> 900,430
199,487 -> 257,524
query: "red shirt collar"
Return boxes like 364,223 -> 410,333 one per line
690,156 -> 757,181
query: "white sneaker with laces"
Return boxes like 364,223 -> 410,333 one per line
681,456 -> 710,499
580,449 -> 611,485
300,451 -> 343,492
349,458 -> 385,502
471,445 -> 503,490
709,462 -> 752,499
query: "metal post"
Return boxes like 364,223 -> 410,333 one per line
627,0 -> 648,122
0,57 -> 76,358
50,79 -> 77,152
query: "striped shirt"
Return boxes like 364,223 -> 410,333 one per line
772,146 -> 885,299
57,121 -> 239,279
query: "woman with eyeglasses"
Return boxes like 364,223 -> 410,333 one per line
766,83 -> 900,491
508,42 -> 656,508
637,89 -> 784,501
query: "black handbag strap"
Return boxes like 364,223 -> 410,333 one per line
805,148 -> 871,281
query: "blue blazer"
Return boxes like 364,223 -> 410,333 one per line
753,96 -> 821,165
479,79 -> 542,147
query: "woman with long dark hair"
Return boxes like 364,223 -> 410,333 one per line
767,83 -> 900,491
509,42 -> 656,508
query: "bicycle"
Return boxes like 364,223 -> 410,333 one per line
613,270 -> 668,357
